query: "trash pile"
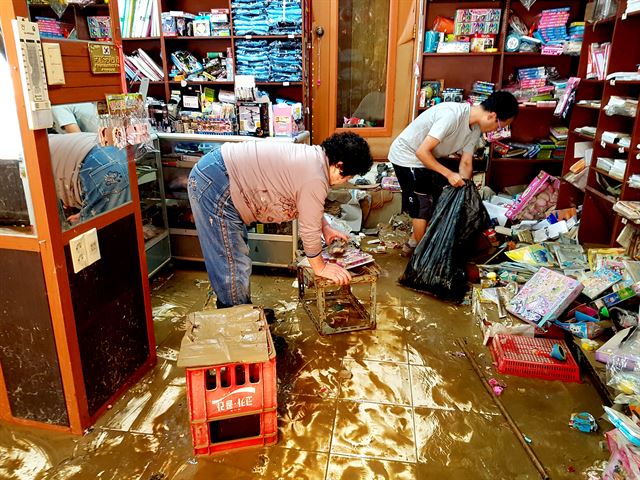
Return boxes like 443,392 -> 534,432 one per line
474,167 -> 640,476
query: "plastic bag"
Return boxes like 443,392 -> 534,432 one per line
606,327 -> 640,405
400,181 -> 490,302
432,16 -> 454,34
519,0 -> 537,10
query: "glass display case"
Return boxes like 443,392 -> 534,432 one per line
158,132 -> 309,268
137,136 -> 170,276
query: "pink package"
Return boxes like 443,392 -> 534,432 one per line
273,104 -> 294,137
505,171 -> 560,221
604,429 -> 640,479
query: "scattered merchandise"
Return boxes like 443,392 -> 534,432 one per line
569,412 -> 599,433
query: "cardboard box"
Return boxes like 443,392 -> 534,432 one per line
507,267 -> 583,327
505,171 -> 560,221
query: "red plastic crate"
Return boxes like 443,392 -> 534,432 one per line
186,356 -> 277,423
490,334 -> 581,383
190,409 -> 278,455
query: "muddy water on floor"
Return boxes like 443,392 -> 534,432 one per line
0,252 -> 611,479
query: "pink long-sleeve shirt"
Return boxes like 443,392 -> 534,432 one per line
221,141 -> 329,257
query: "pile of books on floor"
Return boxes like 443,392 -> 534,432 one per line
124,49 -> 164,82
36,17 -> 74,39
118,0 -> 161,38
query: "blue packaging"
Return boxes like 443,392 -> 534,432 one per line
424,31 -> 439,53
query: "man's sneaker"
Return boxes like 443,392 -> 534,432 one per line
401,242 -> 415,257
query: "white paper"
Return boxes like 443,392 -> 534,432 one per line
573,141 -> 593,159
483,201 -> 508,227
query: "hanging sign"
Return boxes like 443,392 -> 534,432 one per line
88,44 -> 120,74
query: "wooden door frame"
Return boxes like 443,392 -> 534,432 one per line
327,0 -> 399,138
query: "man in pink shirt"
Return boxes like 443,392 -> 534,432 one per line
188,132 -> 373,308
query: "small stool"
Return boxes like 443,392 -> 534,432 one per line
297,263 -> 380,335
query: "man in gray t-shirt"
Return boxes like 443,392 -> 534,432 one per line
52,102 -> 99,134
388,91 -> 518,255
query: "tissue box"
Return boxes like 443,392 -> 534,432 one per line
507,267 -> 583,327
505,171 -> 560,221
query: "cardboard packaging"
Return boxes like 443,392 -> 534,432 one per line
507,267 -> 584,327
505,171 -> 560,221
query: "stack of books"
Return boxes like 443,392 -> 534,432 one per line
118,0 -> 160,38
550,126 -> 568,159
124,49 -> 164,82
535,7 -> 570,44
467,81 -> 495,105
518,67 -> 548,89
36,17 -> 74,39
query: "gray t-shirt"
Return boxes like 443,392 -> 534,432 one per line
52,102 -> 99,134
388,102 -> 481,168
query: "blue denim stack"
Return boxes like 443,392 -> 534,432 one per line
235,40 -> 270,81
231,0 -> 269,36
266,0 -> 303,35
269,40 -> 302,82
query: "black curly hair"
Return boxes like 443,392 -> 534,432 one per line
480,91 -> 519,121
321,132 -> 373,177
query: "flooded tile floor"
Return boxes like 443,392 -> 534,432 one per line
1,251 -> 611,479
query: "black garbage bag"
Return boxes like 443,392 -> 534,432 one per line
400,180 -> 490,302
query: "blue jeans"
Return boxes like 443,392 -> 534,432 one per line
79,146 -> 131,221
187,148 -> 252,308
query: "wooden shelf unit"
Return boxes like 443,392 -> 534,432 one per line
556,6 -> 640,246
1,1 -> 156,435
414,0 -> 587,192
121,0 -> 310,126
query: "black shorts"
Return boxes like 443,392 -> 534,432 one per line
392,164 -> 447,220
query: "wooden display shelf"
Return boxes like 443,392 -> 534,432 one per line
164,36 -> 232,41
599,138 -> 631,152
585,185 -> 617,204
168,80 -> 233,85
518,104 -> 557,109
491,157 -> 563,163
571,130 -> 597,141
122,37 -> 161,41
591,166 -> 625,182
423,52 -> 501,57
575,103 -> 602,110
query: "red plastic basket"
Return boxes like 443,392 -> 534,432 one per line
186,357 -> 277,423
490,334 -> 581,383
190,410 -> 278,455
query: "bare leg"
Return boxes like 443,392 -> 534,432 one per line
411,218 -> 428,244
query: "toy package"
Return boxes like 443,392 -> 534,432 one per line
87,16 -> 111,40
581,268 -> 623,299
505,171 -> 560,221
272,103 -> 294,137
454,9 -> 502,35
507,267 -> 583,327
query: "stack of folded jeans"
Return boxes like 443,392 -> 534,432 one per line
231,0 -> 269,36
269,40 -> 302,82
266,0 -> 303,35
235,40 -> 270,81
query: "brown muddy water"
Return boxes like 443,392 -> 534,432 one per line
0,251 -> 610,479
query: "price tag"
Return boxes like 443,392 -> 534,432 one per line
601,140 -> 606,148
245,35 -> 252,39
636,153 -> 640,160
622,12 -> 628,20
619,147 -> 625,153
622,217 -> 628,225
283,81 -> 290,86
288,34 -> 294,39
611,79 -> 616,86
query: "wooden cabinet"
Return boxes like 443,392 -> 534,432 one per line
413,0 -> 588,191
559,7 -> 640,245
0,0 -> 155,434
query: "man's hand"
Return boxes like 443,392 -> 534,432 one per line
447,172 -> 465,187
315,262 -> 351,285
322,224 -> 349,244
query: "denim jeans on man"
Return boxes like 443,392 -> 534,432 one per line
78,146 -> 131,221
187,148 -> 252,308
